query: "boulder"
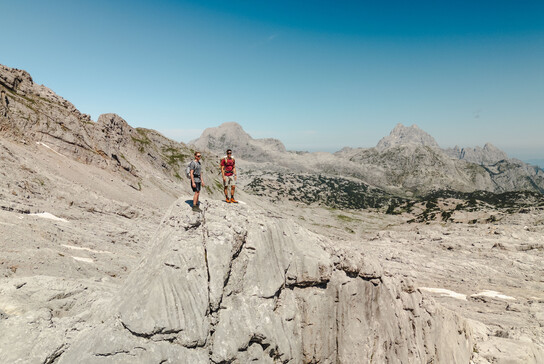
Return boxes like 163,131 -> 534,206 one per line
58,199 -> 473,363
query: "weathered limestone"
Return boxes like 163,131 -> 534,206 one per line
57,199 -> 473,363
0,63 -> 216,187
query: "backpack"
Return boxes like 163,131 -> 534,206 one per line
185,161 -> 194,179
220,156 -> 235,174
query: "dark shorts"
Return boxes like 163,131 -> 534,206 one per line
191,182 -> 201,192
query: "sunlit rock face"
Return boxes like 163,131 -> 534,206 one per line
58,199 -> 473,364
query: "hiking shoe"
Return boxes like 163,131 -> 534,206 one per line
225,197 -> 231,203
230,198 -> 238,203
192,206 -> 202,212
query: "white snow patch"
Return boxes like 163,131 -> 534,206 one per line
36,142 -> 65,157
72,256 -> 94,264
0,302 -> 22,315
471,290 -> 515,301
29,212 -> 69,223
419,287 -> 467,301
62,244 -> 111,255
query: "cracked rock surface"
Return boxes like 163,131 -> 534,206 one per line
57,199 -> 472,363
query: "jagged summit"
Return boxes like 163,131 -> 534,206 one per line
376,123 -> 440,151
190,121 -> 286,161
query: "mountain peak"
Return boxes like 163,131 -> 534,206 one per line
190,122 -> 286,160
376,123 -> 439,151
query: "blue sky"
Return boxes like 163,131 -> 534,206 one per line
2,0 -> 543,160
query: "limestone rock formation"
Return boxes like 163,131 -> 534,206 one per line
190,121 -> 286,161
58,200 -> 473,363
0,63 -> 221,192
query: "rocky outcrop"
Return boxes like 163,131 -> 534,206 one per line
58,199 -> 473,363
0,63 -> 215,187
0,65 -> 96,159
190,121 -> 286,161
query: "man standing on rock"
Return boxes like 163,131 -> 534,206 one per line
221,149 -> 238,203
190,151 -> 204,210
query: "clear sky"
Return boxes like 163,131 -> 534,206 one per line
2,0 -> 543,160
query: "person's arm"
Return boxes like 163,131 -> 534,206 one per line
233,165 -> 237,180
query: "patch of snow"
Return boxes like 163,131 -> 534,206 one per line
419,287 -> 467,301
0,302 -> 21,315
62,244 -> 111,255
29,212 -> 69,223
471,290 -> 515,300
36,142 -> 65,157
72,257 -> 94,264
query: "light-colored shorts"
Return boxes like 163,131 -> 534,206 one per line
223,175 -> 236,187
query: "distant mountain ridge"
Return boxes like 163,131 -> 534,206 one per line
1,62 -> 542,201
191,121 -> 544,196
445,143 -> 508,165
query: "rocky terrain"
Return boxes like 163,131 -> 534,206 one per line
1,63 -> 543,363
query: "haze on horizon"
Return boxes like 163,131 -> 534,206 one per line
2,0 -> 543,162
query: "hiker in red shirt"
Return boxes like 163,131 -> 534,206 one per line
221,149 -> 237,203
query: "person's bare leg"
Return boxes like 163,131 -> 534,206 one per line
230,186 -> 237,203
193,191 -> 200,207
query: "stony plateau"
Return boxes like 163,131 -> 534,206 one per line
1,63 -> 543,363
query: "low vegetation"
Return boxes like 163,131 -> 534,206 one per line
246,171 -> 544,224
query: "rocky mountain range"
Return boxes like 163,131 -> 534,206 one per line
1,63 -> 543,363
192,121 -> 544,203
